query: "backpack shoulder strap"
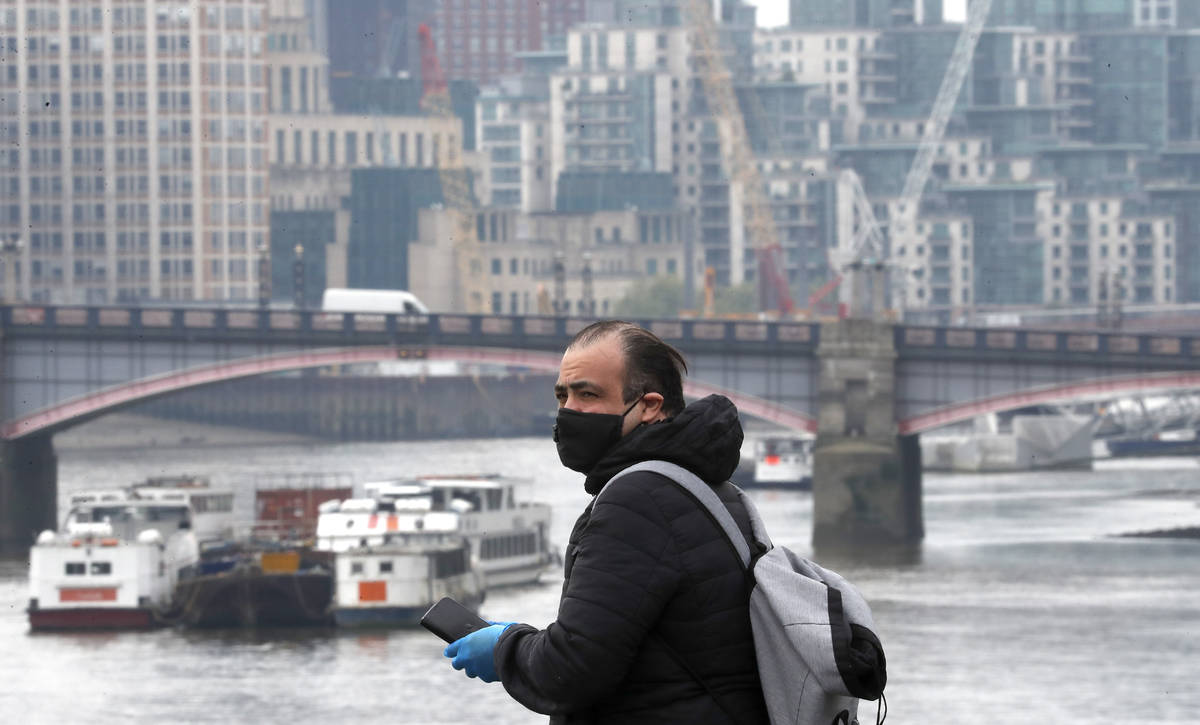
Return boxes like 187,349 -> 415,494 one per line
600,460 -> 752,568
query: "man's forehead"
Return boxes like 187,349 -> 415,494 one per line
558,336 -> 624,384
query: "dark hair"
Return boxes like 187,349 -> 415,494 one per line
568,320 -> 688,417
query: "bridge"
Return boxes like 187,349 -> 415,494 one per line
3,304 -> 1200,553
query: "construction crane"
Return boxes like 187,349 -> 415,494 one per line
418,24 -> 487,314
682,0 -> 795,317
806,168 -> 889,316
814,0 -> 996,319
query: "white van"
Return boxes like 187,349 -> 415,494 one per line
320,288 -> 429,315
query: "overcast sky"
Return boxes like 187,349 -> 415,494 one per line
747,0 -> 968,27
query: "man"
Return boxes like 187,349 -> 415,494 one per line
444,320 -> 768,724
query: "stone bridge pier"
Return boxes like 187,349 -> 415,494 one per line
0,433 -> 57,555
812,319 -> 923,551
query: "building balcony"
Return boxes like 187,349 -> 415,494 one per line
569,90 -> 633,101
564,112 -> 632,124
1058,116 -> 1093,129
861,93 -> 897,105
775,216 -> 820,228
1055,75 -> 1093,86
571,136 -> 631,147
858,49 -> 897,61
1057,95 -> 1094,107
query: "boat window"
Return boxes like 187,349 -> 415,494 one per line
193,494 -> 233,513
65,562 -> 86,575
90,562 -> 112,575
379,560 -> 393,574
760,438 -> 808,455
433,547 -> 468,577
481,533 -> 537,560
458,492 -> 483,511
485,490 -> 503,510
350,561 -> 364,575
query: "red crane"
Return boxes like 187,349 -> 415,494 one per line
417,24 -> 446,98
415,23 -> 488,313
757,245 -> 795,316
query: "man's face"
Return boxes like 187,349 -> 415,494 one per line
555,335 -> 628,415
555,335 -> 665,436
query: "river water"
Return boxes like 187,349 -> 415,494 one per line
1,416 -> 1198,724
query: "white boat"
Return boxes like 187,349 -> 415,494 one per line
733,437 -> 813,489
27,482 -> 230,631
130,476 -> 235,549
329,536 -> 484,628
316,475 -> 557,589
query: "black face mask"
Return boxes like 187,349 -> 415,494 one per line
553,398 -> 642,473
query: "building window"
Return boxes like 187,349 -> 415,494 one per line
279,66 -> 291,111
299,67 -> 308,112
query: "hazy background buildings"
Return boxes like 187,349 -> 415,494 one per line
0,0 -> 1197,323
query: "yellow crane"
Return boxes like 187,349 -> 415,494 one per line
419,24 -> 488,314
682,0 -> 794,316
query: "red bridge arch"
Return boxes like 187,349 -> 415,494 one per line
2,345 -> 817,440
899,370 -> 1200,434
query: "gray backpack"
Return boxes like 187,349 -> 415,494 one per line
603,461 -> 887,725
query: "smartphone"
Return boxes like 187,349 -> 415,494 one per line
420,597 -> 490,643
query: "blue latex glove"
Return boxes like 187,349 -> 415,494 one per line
444,623 -> 513,682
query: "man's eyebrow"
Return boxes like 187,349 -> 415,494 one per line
554,380 -> 599,393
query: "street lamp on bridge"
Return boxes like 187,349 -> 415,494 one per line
1,235 -> 24,304
256,242 -> 270,309
292,244 -> 305,309
552,251 -> 566,316
581,252 -> 595,317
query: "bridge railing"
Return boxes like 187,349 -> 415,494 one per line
6,304 -> 1199,362
895,325 -> 1200,361
0,305 -> 822,352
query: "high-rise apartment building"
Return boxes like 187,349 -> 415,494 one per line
549,25 -> 692,189
326,0 -> 414,79
0,0 -> 271,304
476,48 -> 566,211
417,0 -> 588,86
789,0 -> 942,28
324,0 -> 591,88
267,0 -> 464,304
987,0 -> 1133,31
1135,0 -> 1180,27
409,204 -> 700,316
753,27 -> 896,139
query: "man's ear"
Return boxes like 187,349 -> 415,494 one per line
639,392 -> 666,423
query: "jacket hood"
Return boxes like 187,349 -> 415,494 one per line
583,394 -> 744,495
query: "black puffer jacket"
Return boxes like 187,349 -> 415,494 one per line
494,395 -> 769,724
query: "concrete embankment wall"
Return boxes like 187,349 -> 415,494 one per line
134,373 -> 559,441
